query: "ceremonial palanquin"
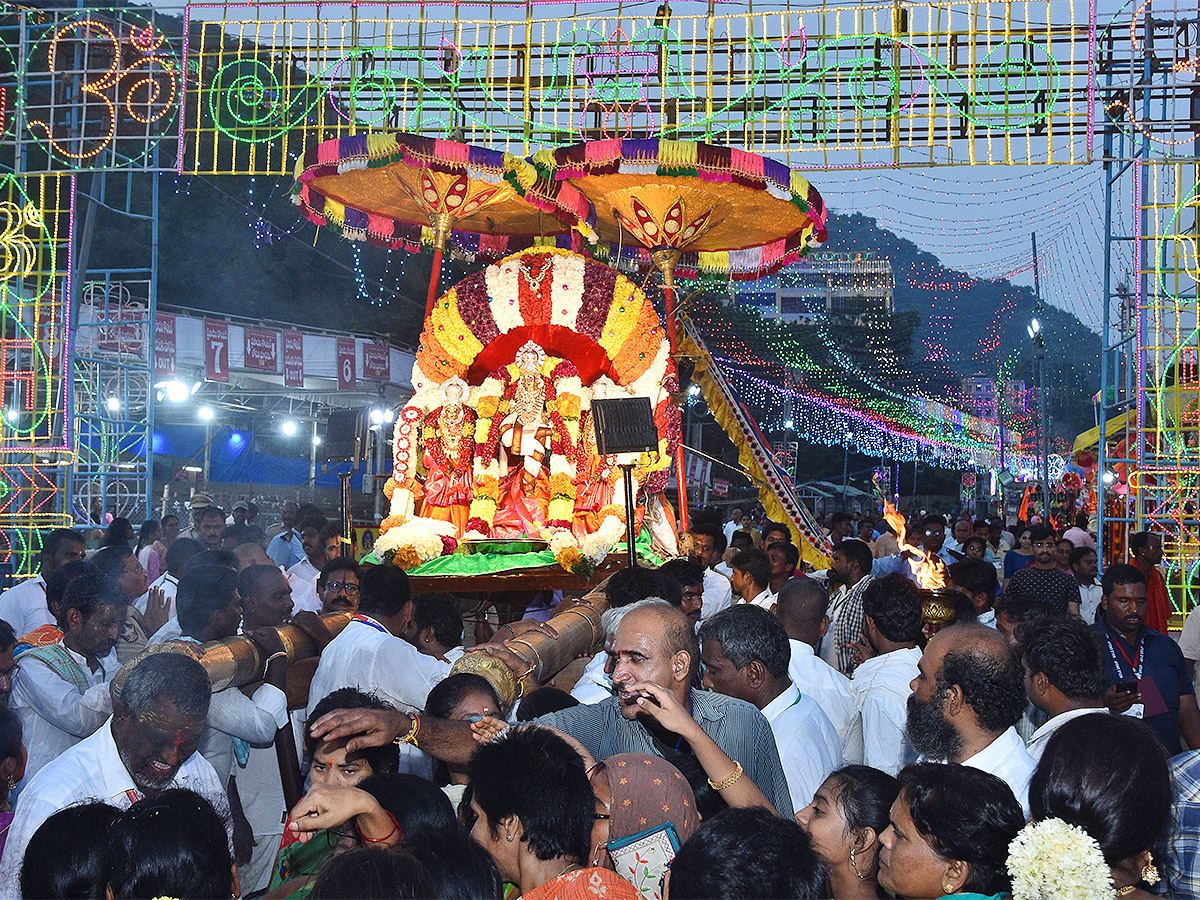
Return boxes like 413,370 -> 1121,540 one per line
378,246 -> 681,573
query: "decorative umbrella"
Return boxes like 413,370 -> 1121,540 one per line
532,138 -> 829,528
293,133 -> 598,317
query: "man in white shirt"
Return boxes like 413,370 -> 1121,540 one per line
699,604 -> 841,810
288,518 -> 339,585
730,549 -> 774,610
174,564 -> 289,789
0,653 -> 228,900
11,572 -> 125,791
907,623 -> 1036,817
850,574 -> 924,775
136,537 -> 204,623
0,529 -> 86,637
722,507 -> 744,545
307,565 -> 449,721
946,518 -> 972,555
1016,614 -> 1107,761
688,524 -> 732,621
775,577 -> 856,749
1070,546 -> 1103,624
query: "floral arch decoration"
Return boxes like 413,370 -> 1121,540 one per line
387,246 -> 680,545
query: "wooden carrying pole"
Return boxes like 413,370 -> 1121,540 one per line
450,588 -> 610,712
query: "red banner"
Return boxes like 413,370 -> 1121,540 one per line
204,318 -> 229,383
154,313 -> 176,377
363,343 -> 391,381
283,331 -> 304,388
243,327 -> 279,372
336,337 -> 356,390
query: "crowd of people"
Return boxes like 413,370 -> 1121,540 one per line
0,496 -> 1199,899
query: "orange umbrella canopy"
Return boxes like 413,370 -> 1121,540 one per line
531,138 -> 828,276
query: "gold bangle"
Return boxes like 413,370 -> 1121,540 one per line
707,761 -> 743,791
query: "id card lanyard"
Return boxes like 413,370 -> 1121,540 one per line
1106,631 -> 1144,681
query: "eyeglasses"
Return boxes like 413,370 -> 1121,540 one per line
324,581 -> 360,596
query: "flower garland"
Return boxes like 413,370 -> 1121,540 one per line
383,404 -> 431,532
375,527 -> 459,571
548,515 -> 624,578
1007,818 -> 1115,900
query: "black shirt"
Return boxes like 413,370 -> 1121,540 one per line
1006,566 -> 1080,615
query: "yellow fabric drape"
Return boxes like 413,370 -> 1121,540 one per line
680,329 -> 831,571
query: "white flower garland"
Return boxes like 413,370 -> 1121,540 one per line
485,258 -> 524,334
549,252 -> 586,326
1007,818 -> 1115,900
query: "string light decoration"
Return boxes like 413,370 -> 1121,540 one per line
0,173 -> 73,577
684,291 -> 1036,471
181,0 -> 1095,176
15,8 -> 180,171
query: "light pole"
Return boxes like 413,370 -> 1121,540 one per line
841,430 -> 853,510
1028,318 -> 1050,519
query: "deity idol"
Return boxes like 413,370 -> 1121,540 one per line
574,376 -> 624,539
418,377 -> 475,535
491,342 -> 553,538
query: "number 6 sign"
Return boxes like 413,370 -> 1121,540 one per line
337,337 -> 356,390
204,318 -> 229,383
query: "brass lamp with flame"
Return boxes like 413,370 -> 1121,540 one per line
872,476 -> 956,626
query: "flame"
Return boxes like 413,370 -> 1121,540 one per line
874,476 -> 947,590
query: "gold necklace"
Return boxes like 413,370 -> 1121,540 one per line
1116,886 -> 1137,896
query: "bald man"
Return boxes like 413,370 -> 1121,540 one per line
775,578 -> 856,750
308,599 -> 795,816
906,624 -> 1035,816
233,542 -> 272,572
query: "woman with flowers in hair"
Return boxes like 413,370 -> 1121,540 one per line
417,376 -> 476,536
1008,712 -> 1170,900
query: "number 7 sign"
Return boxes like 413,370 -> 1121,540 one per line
204,318 -> 229,383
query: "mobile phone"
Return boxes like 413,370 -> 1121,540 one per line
1114,680 -> 1139,693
